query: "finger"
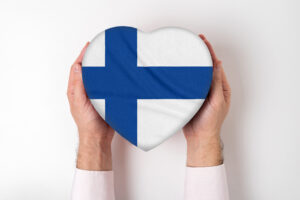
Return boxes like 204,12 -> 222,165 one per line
67,63 -> 86,99
199,35 -> 223,100
209,60 -> 223,99
199,34 -> 218,65
220,65 -> 231,103
67,43 -> 89,103
199,34 -> 205,40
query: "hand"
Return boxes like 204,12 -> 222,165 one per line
67,43 -> 115,171
183,35 -> 231,167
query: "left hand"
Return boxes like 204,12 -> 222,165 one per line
183,35 -> 231,167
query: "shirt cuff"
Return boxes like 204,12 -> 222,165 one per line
184,164 -> 229,200
71,168 -> 115,200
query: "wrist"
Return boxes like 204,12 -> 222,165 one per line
186,134 -> 223,167
77,134 -> 112,171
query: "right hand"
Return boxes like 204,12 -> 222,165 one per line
67,42 -> 115,171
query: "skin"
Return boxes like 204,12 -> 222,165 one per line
183,35 -> 231,167
67,42 -> 114,171
67,35 -> 231,170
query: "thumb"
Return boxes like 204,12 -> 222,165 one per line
67,43 -> 89,105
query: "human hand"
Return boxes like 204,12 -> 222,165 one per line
67,43 -> 115,171
183,35 -> 231,167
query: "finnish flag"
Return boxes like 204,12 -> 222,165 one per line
82,26 -> 212,151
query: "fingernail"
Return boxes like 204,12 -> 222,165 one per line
74,65 -> 80,72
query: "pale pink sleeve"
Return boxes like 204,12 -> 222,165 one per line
71,169 -> 115,200
184,164 -> 229,200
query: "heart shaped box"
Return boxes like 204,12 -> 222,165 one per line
82,26 -> 212,151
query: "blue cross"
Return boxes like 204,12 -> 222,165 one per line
82,26 -> 212,146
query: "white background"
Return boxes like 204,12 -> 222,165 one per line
0,0 -> 299,199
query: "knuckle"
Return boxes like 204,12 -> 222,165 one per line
226,89 -> 231,97
227,89 -> 232,97
67,88 -> 75,99
227,85 -> 232,93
